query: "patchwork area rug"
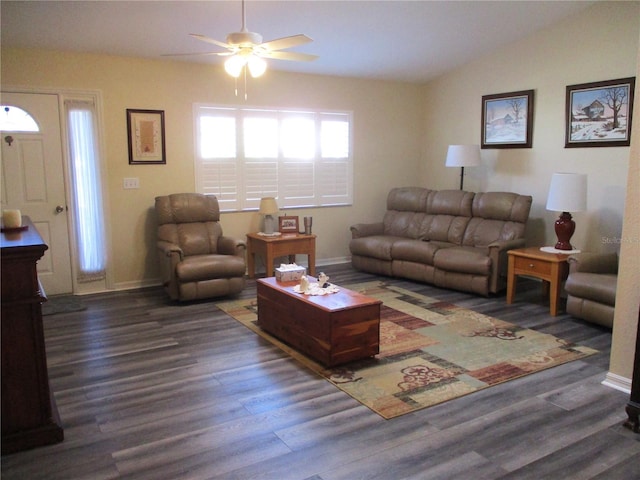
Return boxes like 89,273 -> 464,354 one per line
217,281 -> 597,419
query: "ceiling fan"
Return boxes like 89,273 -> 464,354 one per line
165,0 -> 318,78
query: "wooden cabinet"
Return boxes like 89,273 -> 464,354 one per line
1,216 -> 63,454
624,307 -> 640,433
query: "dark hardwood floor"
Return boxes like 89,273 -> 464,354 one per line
2,263 -> 639,479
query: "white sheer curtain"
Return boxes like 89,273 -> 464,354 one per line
65,100 -> 107,281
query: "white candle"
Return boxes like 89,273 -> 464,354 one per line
3,209 -> 22,229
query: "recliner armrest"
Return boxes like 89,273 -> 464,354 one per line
157,240 -> 183,261
218,236 -> 247,257
350,222 -> 384,239
568,252 -> 618,274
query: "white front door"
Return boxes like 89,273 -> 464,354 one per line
1,92 -> 73,295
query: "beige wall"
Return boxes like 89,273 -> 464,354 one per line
609,37 -> 640,382
422,1 -> 640,253
421,1 -> 640,383
1,49 -> 424,288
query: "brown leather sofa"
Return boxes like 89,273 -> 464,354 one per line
155,193 -> 247,301
565,252 -> 617,328
349,187 -> 532,296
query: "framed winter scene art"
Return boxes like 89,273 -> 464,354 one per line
565,77 -> 635,148
481,89 -> 534,149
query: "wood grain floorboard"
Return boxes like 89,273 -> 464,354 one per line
2,263 -> 638,480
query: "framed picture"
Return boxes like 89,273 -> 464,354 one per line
278,216 -> 299,233
565,77 -> 635,148
127,109 -> 166,164
481,89 -> 534,149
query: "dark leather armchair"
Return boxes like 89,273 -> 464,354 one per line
155,193 -> 246,301
565,252 -> 617,328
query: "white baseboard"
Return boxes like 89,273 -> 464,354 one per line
602,372 -> 632,394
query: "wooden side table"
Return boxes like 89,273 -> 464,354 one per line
246,232 -> 316,278
506,246 -> 571,316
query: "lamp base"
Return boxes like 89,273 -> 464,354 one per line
554,211 -> 576,250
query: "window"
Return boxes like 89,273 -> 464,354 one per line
195,105 -> 353,211
0,105 -> 39,132
65,99 -> 107,281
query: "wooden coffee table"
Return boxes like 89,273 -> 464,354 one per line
256,277 -> 382,367
506,247 -> 571,316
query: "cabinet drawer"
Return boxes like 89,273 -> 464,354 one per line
513,256 -> 551,276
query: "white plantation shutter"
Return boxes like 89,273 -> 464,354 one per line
194,104 -> 352,211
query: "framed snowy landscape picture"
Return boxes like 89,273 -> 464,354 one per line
481,90 -> 534,149
565,77 -> 635,148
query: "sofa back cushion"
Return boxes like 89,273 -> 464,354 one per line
383,187 -> 432,238
418,190 -> 473,244
463,192 -> 532,246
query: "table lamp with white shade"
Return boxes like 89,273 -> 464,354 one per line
259,197 -> 279,235
542,172 -> 587,253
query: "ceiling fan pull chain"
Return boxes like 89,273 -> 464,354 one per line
244,66 -> 248,100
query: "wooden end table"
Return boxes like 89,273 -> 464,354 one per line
246,232 -> 316,278
506,246 -> 571,316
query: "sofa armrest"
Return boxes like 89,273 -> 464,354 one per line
487,238 -> 527,253
218,236 -> 247,257
350,222 -> 384,239
568,252 -> 618,274
487,239 -> 527,293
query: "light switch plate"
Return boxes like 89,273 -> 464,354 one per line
123,177 -> 139,189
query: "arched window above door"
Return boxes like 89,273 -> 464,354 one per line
0,105 -> 39,132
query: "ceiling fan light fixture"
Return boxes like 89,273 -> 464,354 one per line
224,54 -> 246,78
247,55 -> 267,77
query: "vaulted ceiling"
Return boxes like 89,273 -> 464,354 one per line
1,1 -> 596,83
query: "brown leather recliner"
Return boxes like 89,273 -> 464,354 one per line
155,193 -> 246,301
565,252 -> 617,328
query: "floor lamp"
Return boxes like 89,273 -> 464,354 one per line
445,145 -> 481,190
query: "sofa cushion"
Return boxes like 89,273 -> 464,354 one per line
349,235 -> 401,261
462,218 -> 524,247
387,187 -> 431,212
433,246 -> 492,275
176,254 -> 246,282
565,272 -> 617,306
383,211 -> 418,238
426,190 -> 473,216
390,238 -> 444,265
472,192 -> 532,223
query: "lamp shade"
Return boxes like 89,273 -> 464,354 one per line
445,145 -> 481,167
259,197 -> 279,215
546,173 -> 587,212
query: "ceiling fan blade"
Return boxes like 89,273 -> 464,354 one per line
189,33 -> 231,50
260,34 -> 313,52
260,51 -> 319,62
161,51 -> 232,58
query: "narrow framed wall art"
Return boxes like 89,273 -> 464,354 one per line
127,109 -> 166,164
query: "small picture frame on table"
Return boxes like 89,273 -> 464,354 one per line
127,109 -> 166,164
279,216 -> 299,233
